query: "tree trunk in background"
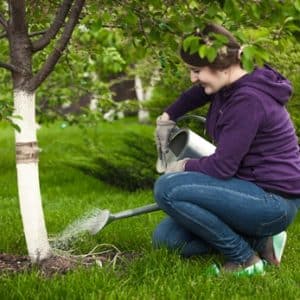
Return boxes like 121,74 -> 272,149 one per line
135,69 -> 160,123
135,75 -> 150,123
14,90 -> 52,262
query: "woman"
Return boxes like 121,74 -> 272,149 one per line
153,23 -> 300,275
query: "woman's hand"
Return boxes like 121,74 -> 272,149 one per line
165,159 -> 189,173
155,113 -> 176,173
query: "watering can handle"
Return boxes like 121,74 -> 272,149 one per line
176,114 -> 206,124
168,114 -> 207,143
111,203 -> 160,220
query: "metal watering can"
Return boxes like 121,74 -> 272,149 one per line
165,115 -> 216,165
77,116 -> 216,236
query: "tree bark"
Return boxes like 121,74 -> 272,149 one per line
31,0 -> 74,52
27,0 -> 85,91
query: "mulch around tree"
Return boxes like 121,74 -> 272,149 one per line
0,252 -> 137,277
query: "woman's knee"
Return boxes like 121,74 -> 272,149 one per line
154,172 -> 198,207
152,217 -> 174,249
154,173 -> 175,207
152,217 -> 192,250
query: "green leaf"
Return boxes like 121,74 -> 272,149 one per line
206,47 -> 217,63
295,0 -> 300,12
251,4 -> 260,19
242,57 -> 254,72
242,45 -> 256,71
124,11 -> 138,26
206,3 -> 219,18
243,45 -> 256,60
11,122 -> 21,132
211,33 -> 229,45
235,30 -> 247,44
158,22 -> 172,32
189,38 -> 201,54
198,45 -> 207,58
255,48 -> 269,62
284,16 -> 294,25
149,28 -> 160,41
10,114 -> 22,120
224,0 -> 241,21
286,24 -> 300,33
182,36 -> 200,53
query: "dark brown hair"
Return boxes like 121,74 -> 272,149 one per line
180,23 -> 241,70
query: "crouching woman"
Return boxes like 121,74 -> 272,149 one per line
153,23 -> 300,276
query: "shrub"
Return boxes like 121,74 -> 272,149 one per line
69,132 -> 158,191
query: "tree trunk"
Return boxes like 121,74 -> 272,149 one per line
14,89 -> 52,262
135,75 -> 150,124
4,0 -> 85,263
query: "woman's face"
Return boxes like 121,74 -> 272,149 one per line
188,65 -> 228,94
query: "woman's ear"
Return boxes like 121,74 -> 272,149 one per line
238,46 -> 244,60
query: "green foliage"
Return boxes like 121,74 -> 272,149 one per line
183,36 -> 201,54
70,133 -> 158,191
144,61 -> 191,117
1,0 -> 300,124
0,99 -> 21,132
65,120 -> 158,191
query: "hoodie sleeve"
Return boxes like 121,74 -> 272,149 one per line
184,95 -> 265,178
165,84 -> 210,121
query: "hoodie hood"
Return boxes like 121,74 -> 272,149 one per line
236,64 -> 293,105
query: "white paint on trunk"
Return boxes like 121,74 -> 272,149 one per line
135,75 -> 144,102
14,90 -> 52,262
89,95 -> 98,111
135,69 -> 160,123
135,75 -> 150,123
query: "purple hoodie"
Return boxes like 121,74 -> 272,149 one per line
165,65 -> 300,196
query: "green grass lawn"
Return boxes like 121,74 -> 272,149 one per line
0,118 -> 299,300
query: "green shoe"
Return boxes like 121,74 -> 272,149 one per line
208,259 -> 265,277
206,263 -> 221,276
260,231 -> 287,266
273,231 -> 287,264
234,259 -> 265,276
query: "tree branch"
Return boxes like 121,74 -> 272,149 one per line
0,61 -> 23,73
27,0 -> 85,91
0,29 -> 47,39
29,30 -> 48,38
0,13 -> 7,30
31,0 -> 74,52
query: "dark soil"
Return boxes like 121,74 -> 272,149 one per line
0,251 -> 138,277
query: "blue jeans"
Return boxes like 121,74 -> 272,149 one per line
153,172 -> 300,264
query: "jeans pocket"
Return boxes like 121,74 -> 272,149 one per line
255,212 -> 288,237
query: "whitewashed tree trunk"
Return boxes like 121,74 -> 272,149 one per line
1,0 -> 85,263
14,90 -> 52,262
135,75 -> 150,123
135,69 -> 160,123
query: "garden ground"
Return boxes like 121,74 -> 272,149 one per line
0,118 -> 299,299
